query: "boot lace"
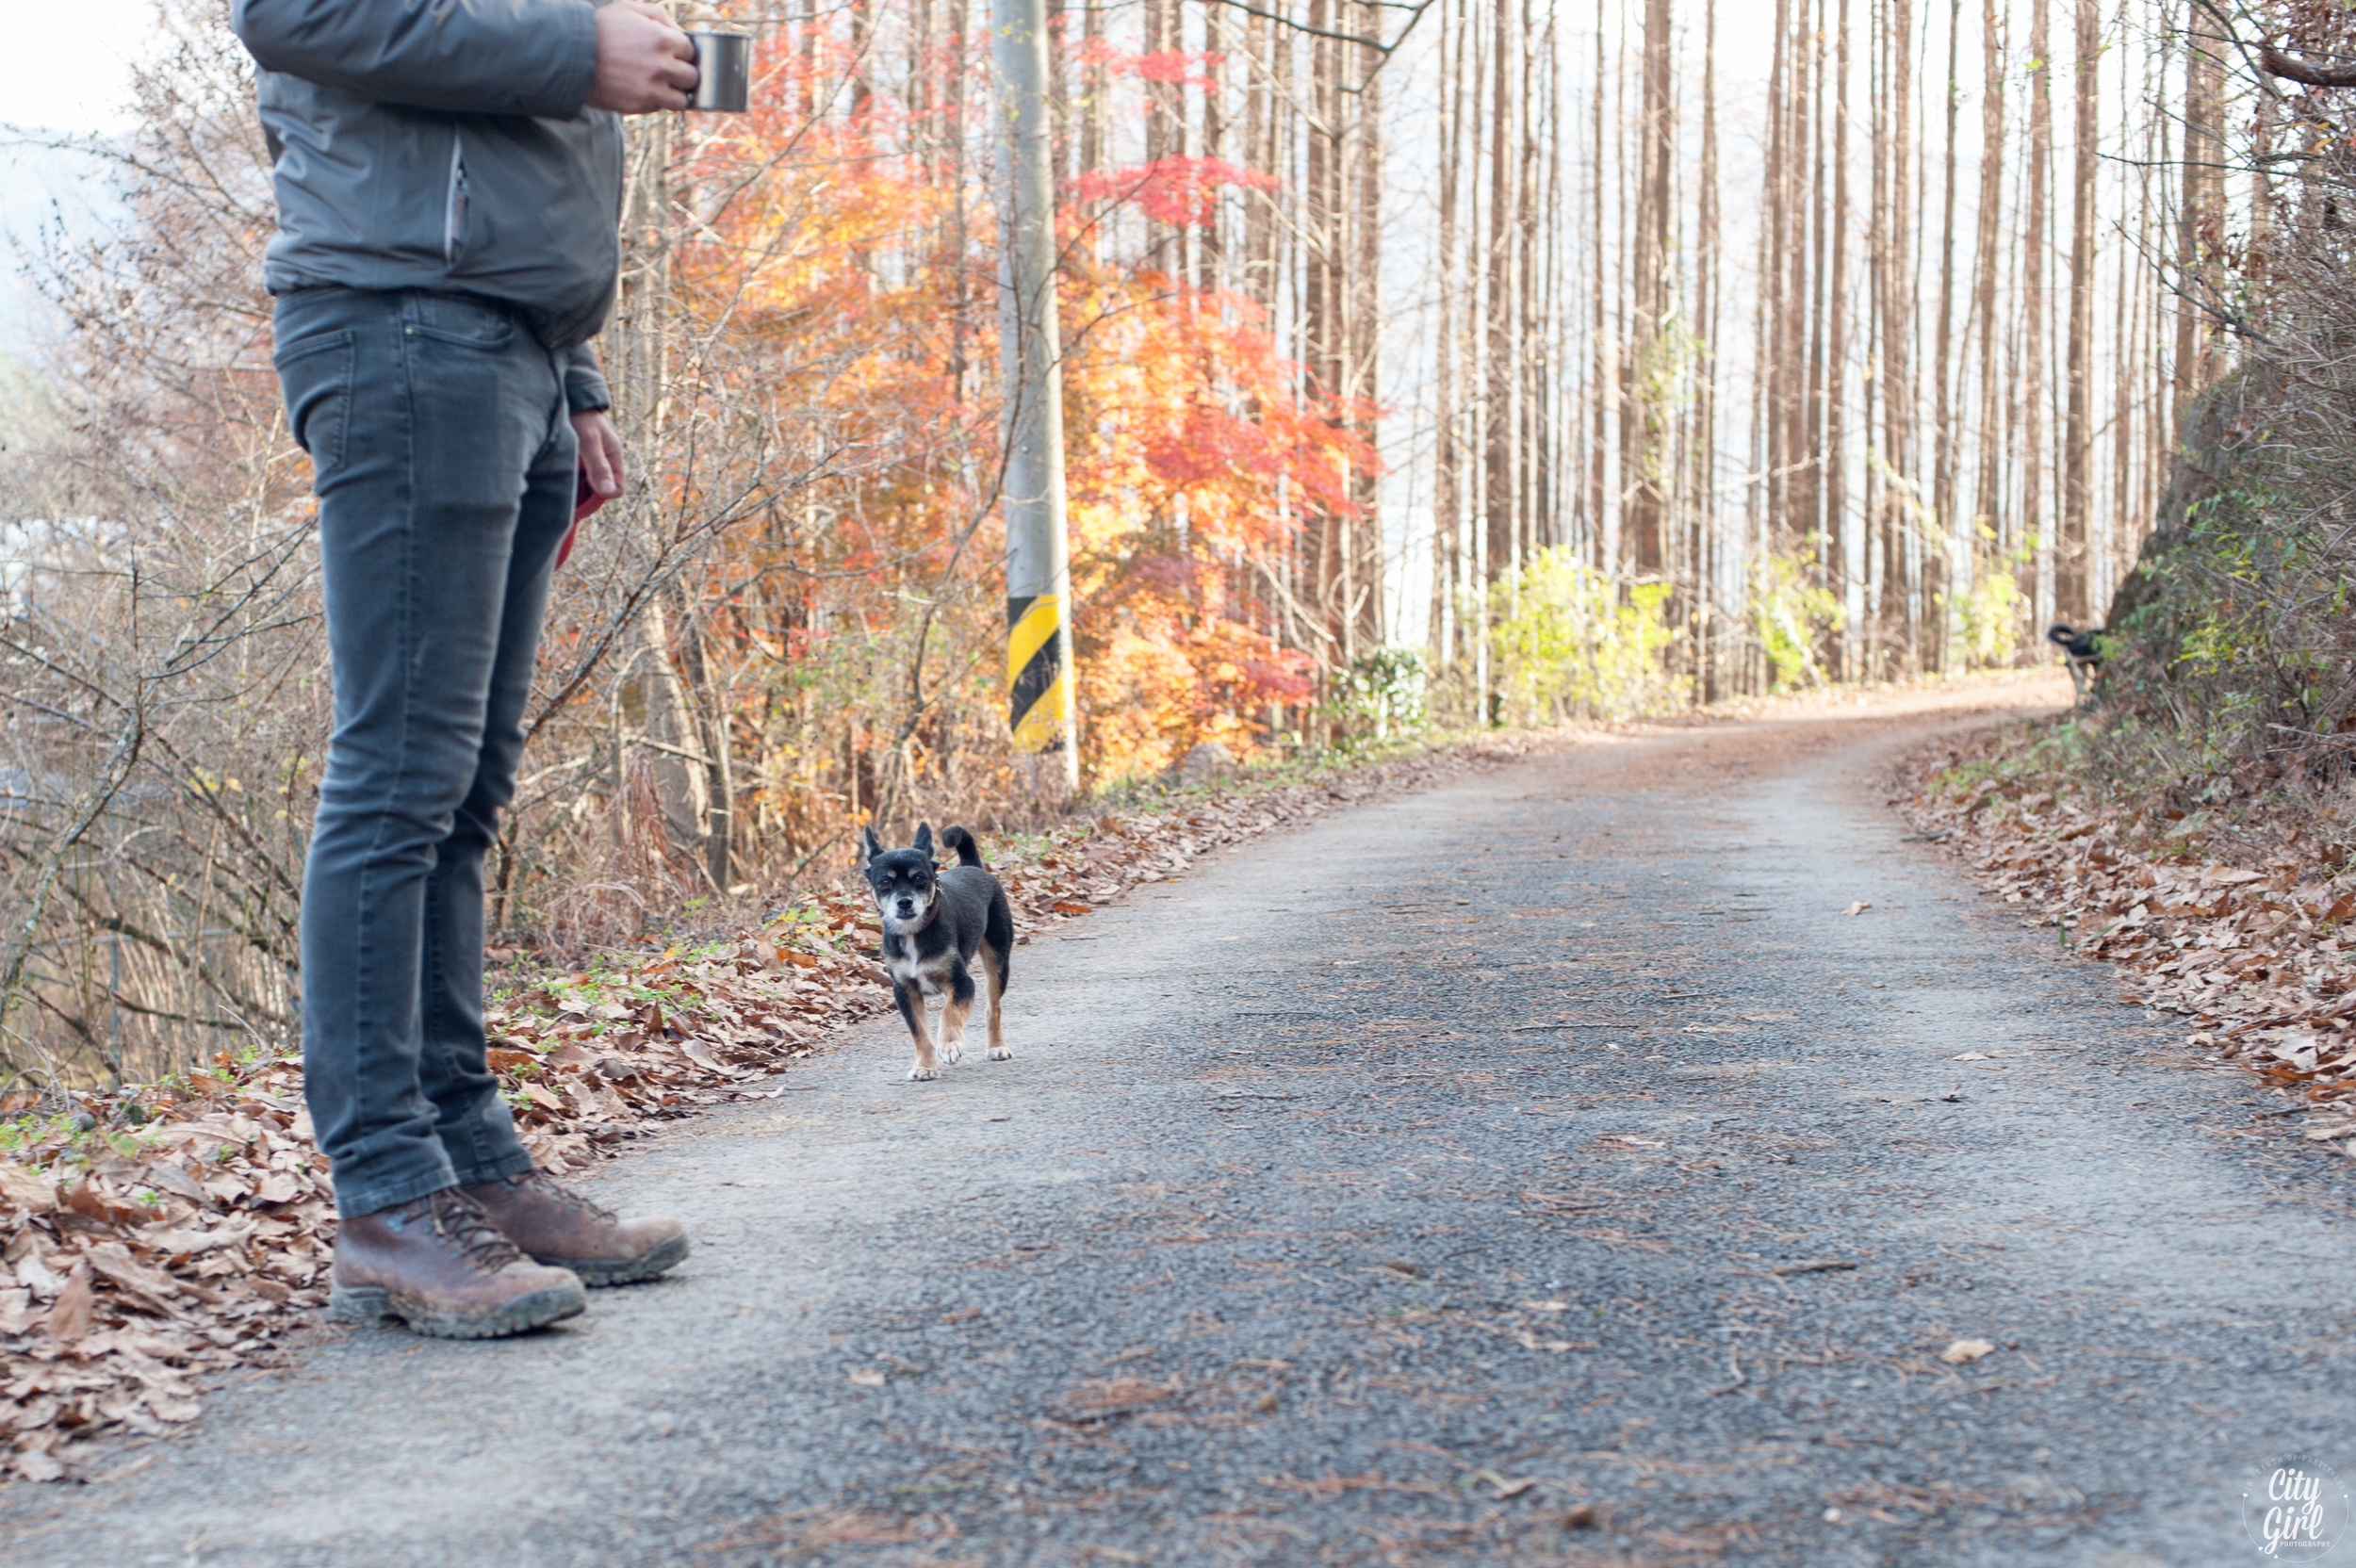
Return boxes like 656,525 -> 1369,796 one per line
405,1187 -> 525,1272
509,1169 -> 617,1224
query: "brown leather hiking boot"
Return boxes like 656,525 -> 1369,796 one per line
461,1169 -> 689,1286
328,1187 -> 586,1339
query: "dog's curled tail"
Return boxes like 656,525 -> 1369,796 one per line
941,825 -> 987,868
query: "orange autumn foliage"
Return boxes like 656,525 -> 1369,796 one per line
660,32 -> 1367,790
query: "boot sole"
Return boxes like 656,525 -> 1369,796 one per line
327,1278 -> 587,1339
532,1230 -> 691,1287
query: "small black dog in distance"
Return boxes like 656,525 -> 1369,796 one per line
2046,622 -> 2103,705
861,823 -> 1015,1081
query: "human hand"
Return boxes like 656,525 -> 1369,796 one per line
573,410 -> 626,498
585,2 -> 696,114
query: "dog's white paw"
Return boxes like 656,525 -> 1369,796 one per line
941,1038 -> 964,1065
908,1063 -> 939,1081
988,1045 -> 1013,1061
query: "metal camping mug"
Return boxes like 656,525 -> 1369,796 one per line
688,31 -> 751,112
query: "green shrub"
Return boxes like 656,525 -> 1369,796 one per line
1490,548 -> 1687,723
1748,553 -> 1843,692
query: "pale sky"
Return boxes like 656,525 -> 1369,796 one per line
0,0 -> 155,353
7,0 -> 156,135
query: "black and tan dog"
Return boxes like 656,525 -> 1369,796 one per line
861,823 -> 1014,1081
2047,622 -> 2103,705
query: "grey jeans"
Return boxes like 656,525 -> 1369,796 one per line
275,286 -> 576,1218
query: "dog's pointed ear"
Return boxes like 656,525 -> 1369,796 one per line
913,822 -> 935,855
860,825 -> 885,863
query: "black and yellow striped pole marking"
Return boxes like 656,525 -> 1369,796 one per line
1006,592 -> 1071,754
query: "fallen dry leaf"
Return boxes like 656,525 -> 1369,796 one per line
13,1450 -> 64,1483
847,1368 -> 887,1388
0,1163 -> 57,1214
1476,1469 -> 1540,1499
1940,1338 -> 1997,1364
46,1260 -> 94,1342
1841,901 -> 1873,916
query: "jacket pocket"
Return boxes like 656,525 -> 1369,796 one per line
273,329 -> 354,488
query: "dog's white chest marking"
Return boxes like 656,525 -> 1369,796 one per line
886,947 -> 956,997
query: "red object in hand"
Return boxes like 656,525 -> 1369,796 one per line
556,464 -> 608,572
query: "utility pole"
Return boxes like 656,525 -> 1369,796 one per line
992,0 -> 1080,792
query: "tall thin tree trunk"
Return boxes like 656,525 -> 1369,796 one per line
1696,0 -> 1723,695
1801,0 -> 1829,578
1930,0 -> 1962,670
798,0 -> 817,120
1540,5 -> 1562,556
1432,0 -> 1464,671
1518,0 -> 1547,559
1970,0 -> 2004,613
2059,0 -> 2098,627
2114,6 -> 2150,611
851,0 -> 874,117
947,0 -> 970,396
1762,0 -> 1792,556
1301,0 -> 1339,675
1783,0 -> 1817,561
1824,0 -> 1852,678
1144,0 -> 1176,273
2021,0 -> 2050,628
1350,3 -> 1384,654
1485,0 -> 1517,598
1882,0 -> 1914,670
1243,8 -> 1272,309
1625,0 -> 1674,576
1079,0 -> 1104,209
613,114 -> 716,867
1588,0 -> 1610,574
1864,0 -> 1888,668
1202,7 -> 1227,294
2174,8 -> 2222,440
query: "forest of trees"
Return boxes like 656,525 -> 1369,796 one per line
0,0 -> 2288,1084
1402,0 -> 2208,699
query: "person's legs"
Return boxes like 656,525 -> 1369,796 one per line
284,287 -> 685,1327
415,362 -> 577,1188
284,286 -> 566,1219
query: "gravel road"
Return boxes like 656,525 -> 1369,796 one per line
8,684 -> 2353,1568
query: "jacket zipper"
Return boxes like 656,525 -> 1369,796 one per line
443,133 -> 469,265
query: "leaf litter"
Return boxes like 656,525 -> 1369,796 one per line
0,734 -> 1550,1481
1901,728 -> 2356,1155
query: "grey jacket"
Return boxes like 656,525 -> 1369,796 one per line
233,0 -> 623,410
